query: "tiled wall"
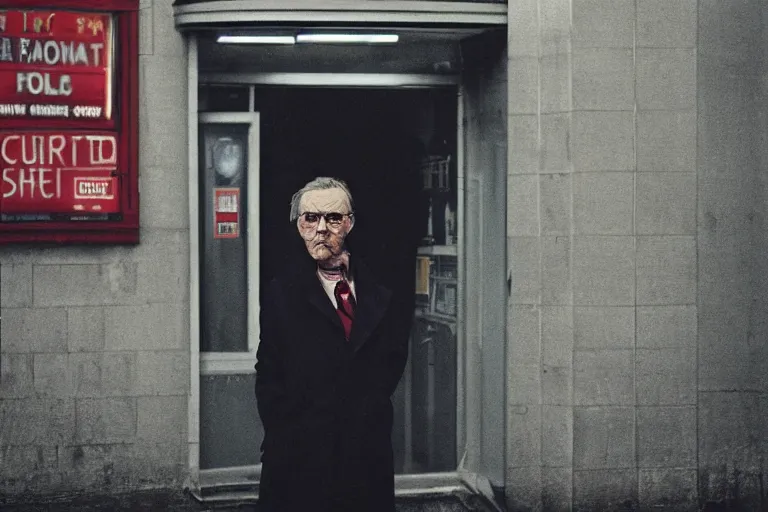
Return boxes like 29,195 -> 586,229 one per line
506,0 -> 767,510
0,0 -> 189,495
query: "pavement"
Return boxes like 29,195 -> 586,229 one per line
0,490 -> 499,511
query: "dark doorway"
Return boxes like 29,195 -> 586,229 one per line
256,86 -> 458,472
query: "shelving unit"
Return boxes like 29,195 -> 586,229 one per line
400,94 -> 459,473
417,244 -> 457,257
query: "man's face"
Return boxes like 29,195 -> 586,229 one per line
297,188 -> 354,263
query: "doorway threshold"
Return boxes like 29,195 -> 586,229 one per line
191,467 -> 501,510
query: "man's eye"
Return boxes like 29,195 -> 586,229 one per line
326,214 -> 343,223
304,213 -> 319,223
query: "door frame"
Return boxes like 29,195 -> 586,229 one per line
186,32 -> 495,504
188,40 -> 264,479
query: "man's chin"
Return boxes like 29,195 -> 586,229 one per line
309,249 -> 332,261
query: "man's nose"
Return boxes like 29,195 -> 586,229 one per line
316,216 -> 328,231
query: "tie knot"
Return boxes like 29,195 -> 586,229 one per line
335,280 -> 351,296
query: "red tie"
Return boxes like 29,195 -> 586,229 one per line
334,280 -> 356,340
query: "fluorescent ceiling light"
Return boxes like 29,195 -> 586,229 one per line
296,33 -> 399,44
217,35 -> 295,44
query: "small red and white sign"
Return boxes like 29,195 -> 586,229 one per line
75,177 -> 114,198
213,187 -> 239,239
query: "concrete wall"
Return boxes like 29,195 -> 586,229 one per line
0,0 -> 189,497
697,1 -> 768,509
2,0 -> 767,508
505,0 -> 767,510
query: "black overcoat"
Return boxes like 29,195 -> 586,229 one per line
255,254 -> 411,512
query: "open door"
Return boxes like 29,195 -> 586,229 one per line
197,113 -> 262,477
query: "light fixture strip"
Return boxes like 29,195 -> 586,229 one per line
217,35 -> 296,45
217,33 -> 399,45
296,33 -> 399,44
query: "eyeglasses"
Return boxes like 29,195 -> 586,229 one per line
299,212 -> 354,227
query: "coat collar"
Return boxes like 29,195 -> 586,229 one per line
292,252 -> 392,352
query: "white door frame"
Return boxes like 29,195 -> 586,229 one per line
188,37 -> 265,483
186,33 -> 496,505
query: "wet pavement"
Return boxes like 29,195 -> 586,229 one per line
0,490 -> 496,511
0,490 -> 203,511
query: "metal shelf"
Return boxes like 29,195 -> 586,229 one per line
417,245 -> 457,257
414,310 -> 457,325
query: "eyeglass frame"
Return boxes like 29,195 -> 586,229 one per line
297,211 -> 355,227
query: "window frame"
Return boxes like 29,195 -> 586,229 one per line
197,111 -> 261,376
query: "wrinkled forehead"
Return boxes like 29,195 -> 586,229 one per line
299,188 -> 351,213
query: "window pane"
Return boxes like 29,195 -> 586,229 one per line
200,373 -> 263,469
200,123 -> 249,352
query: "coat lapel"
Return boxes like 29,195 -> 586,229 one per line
304,271 -> 344,332
348,260 -> 392,353
292,254 -> 392,351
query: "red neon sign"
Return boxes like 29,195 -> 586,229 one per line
0,0 -> 138,244
0,9 -> 113,123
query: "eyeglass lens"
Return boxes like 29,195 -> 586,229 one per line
302,212 -> 347,226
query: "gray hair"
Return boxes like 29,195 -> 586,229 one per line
289,177 -> 354,222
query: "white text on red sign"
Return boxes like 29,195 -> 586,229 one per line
1,133 -> 116,200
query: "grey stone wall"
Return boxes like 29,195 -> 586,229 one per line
2,0 -> 766,507
0,0 -> 189,497
505,0 -> 767,510
697,0 -> 768,509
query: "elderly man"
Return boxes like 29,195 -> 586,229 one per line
255,177 -> 411,512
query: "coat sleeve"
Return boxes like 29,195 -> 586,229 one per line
254,280 -> 286,433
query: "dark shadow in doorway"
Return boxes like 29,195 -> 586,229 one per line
256,86 -> 458,473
